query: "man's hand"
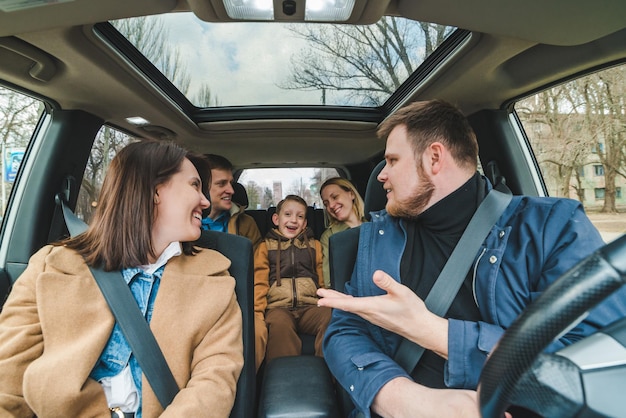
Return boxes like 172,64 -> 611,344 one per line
317,270 -> 448,357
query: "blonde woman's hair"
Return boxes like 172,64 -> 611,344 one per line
319,177 -> 365,227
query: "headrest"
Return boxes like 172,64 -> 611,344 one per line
364,160 -> 386,220
232,182 -> 249,208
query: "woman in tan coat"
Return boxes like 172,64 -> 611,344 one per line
0,141 -> 243,417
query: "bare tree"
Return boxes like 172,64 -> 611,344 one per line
245,180 -> 261,209
0,87 -> 43,211
517,87 -> 591,199
73,17 -> 222,217
112,17 -> 217,105
77,127 -> 136,222
112,17 -> 190,93
287,177 -> 306,197
262,187 -> 275,208
580,67 -> 626,212
194,84 -> 221,107
0,88 -> 42,147
308,168 -> 337,208
518,66 -> 626,212
280,18 -> 453,106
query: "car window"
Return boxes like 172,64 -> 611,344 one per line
0,86 -> 45,222
76,126 -> 138,223
238,167 -> 340,209
516,63 -> 626,243
109,15 -> 457,108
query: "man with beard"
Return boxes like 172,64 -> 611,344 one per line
316,100 -> 626,418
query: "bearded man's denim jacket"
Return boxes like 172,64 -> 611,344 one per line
323,180 -> 626,418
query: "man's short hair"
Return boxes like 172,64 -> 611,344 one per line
377,100 -> 478,170
206,154 -> 234,172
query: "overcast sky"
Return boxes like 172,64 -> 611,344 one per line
162,13 -> 322,106
118,14 -> 333,194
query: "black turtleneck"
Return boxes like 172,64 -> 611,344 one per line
400,172 -> 484,388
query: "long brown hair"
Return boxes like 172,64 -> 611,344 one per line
64,140 -> 210,271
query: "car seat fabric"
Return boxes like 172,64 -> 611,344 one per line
364,160 -> 387,219
246,209 -> 269,237
328,227 -> 360,292
327,227 -> 360,416
326,161 -> 387,417
194,231 -> 255,418
232,182 -> 249,208
307,206 -> 326,239
329,160 -> 386,291
258,356 -> 340,418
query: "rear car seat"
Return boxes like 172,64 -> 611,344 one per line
245,209 -> 269,237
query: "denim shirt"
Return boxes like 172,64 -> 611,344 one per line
201,211 -> 229,232
90,242 -> 182,416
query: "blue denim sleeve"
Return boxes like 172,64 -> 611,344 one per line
323,281 -> 411,417
445,319 -> 504,389
538,201 -> 626,348
446,200 -> 626,389
445,288 -> 626,390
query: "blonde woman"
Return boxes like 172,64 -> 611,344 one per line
319,177 -> 366,288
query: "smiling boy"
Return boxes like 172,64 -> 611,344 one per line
253,195 -> 330,370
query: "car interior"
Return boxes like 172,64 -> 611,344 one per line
1,0 -> 626,416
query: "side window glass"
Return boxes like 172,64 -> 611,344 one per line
76,126 -> 138,223
516,64 -> 626,243
238,168 -> 340,209
0,86 -> 45,221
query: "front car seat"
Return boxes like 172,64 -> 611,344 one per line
194,231 -> 255,418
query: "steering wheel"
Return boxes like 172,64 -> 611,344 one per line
478,234 -> 626,418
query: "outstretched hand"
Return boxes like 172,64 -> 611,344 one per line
317,270 -> 448,356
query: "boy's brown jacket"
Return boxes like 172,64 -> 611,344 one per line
253,227 -> 324,316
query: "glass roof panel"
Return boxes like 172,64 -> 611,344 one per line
110,13 -> 456,108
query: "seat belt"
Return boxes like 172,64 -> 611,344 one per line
394,186 -> 512,374
57,195 -> 179,409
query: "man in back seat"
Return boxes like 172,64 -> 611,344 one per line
201,154 -> 262,249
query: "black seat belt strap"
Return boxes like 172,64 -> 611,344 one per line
394,188 -> 512,373
57,195 -> 179,409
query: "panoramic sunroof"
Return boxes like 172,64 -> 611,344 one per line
110,13 -> 456,108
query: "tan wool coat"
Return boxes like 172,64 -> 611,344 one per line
0,245 -> 243,418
